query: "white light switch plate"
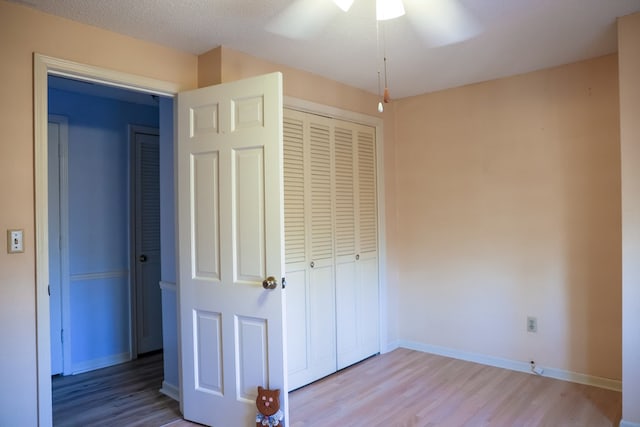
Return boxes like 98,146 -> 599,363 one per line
7,229 -> 24,253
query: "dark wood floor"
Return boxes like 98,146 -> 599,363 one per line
52,352 -> 182,427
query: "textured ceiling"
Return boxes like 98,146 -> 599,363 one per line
11,0 -> 640,99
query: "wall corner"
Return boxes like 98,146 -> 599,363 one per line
198,46 -> 222,88
618,11 -> 640,426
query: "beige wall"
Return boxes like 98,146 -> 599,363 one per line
1,0 -> 630,423
198,46 -> 223,87
619,12 -> 640,426
393,54 -> 622,380
0,2 -> 197,425
196,45 -> 387,115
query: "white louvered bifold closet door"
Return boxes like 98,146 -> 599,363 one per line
284,108 -> 378,389
335,120 -> 379,369
353,124 -> 379,363
334,124 -> 359,368
285,110 -> 337,391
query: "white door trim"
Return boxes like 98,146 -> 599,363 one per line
47,114 -> 71,375
34,53 -> 180,427
283,97 -> 389,355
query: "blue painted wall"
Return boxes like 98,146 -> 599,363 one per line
49,82 -> 159,371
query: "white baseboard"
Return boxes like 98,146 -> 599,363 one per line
70,352 -> 131,375
382,340 -> 400,354
160,380 -> 180,402
620,420 -> 640,427
398,340 -> 622,392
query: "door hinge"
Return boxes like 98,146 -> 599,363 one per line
282,277 -> 286,289
60,329 -> 64,344
48,285 -> 50,296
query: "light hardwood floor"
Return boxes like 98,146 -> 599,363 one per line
287,348 -> 621,426
55,348 -> 622,426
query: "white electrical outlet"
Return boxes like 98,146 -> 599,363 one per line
530,360 -> 544,375
527,316 -> 538,333
7,229 -> 24,253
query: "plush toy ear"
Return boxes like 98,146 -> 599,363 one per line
257,386 -> 264,393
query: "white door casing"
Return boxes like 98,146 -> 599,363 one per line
48,115 -> 71,377
35,53 -> 180,427
48,118 -> 64,375
177,73 -> 288,426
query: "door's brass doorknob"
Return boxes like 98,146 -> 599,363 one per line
262,276 -> 278,290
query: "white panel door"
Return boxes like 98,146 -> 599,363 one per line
177,73 -> 287,426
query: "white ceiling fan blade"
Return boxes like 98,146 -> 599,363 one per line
377,0 -> 406,21
333,0 -> 354,12
405,0 -> 482,47
266,0 -> 340,40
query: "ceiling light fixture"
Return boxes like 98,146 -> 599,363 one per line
376,0 -> 405,21
377,28 -> 392,110
333,0 -> 354,12
376,0 -> 404,112
333,0 -> 405,21
333,0 -> 405,112
376,6 -> 398,113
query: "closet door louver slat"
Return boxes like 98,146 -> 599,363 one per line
283,117 -> 306,264
334,126 -> 355,257
139,141 -> 160,253
309,122 -> 333,261
357,129 -> 377,254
